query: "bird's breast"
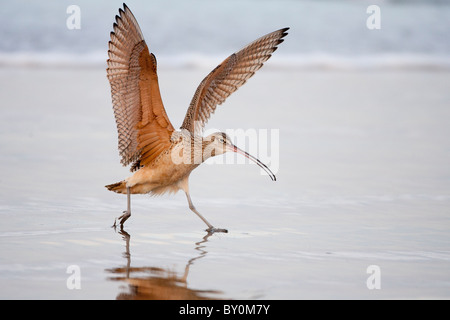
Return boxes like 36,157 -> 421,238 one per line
126,146 -> 198,192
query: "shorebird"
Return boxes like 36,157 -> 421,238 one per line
105,4 -> 288,232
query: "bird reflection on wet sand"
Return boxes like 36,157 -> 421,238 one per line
106,230 -> 224,300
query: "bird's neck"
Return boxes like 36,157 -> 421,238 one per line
171,131 -> 218,165
180,136 -> 216,165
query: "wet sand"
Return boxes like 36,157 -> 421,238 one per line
0,66 -> 449,299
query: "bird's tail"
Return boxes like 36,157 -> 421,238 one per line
105,181 -> 126,194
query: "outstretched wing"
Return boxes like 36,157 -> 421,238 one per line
180,27 -> 289,135
107,4 -> 174,171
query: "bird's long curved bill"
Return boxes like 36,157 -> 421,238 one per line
229,145 -> 276,181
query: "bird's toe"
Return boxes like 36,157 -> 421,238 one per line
206,227 -> 228,234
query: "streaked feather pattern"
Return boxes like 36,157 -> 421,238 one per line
180,27 -> 289,135
107,4 -> 174,171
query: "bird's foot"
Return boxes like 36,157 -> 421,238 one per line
112,210 -> 131,230
206,227 -> 228,234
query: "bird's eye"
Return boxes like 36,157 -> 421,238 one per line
219,138 -> 225,143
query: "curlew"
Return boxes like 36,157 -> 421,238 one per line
105,4 -> 288,232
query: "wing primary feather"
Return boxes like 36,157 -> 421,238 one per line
180,27 -> 289,135
106,4 -> 174,170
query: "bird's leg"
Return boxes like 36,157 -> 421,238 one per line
113,186 -> 131,229
185,191 -> 212,229
184,191 -> 228,233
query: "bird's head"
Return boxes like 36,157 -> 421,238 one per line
203,132 -> 233,156
203,132 -> 276,181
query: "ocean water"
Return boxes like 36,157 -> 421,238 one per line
1,0 -> 450,69
1,66 -> 449,299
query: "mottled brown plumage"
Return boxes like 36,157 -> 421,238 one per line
106,4 -> 288,232
107,5 -> 174,170
181,28 -> 289,136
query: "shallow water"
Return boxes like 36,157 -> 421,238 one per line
0,67 -> 449,299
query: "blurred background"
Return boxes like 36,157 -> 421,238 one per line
1,0 -> 449,69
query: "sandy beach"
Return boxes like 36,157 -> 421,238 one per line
0,65 -> 449,299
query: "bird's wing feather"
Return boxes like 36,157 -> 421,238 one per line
107,4 -> 174,170
180,27 -> 289,135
